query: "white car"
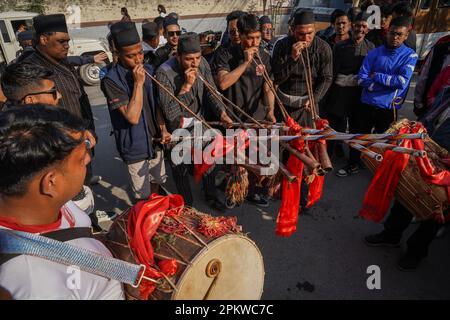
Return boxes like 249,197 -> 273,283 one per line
0,11 -> 112,86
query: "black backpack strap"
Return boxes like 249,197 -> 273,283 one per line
0,227 -> 94,266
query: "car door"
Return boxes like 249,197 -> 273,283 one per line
0,19 -> 19,64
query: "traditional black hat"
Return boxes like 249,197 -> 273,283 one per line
354,11 -> 372,23
293,10 -> 315,25
163,16 -> 178,29
111,22 -> 140,48
142,22 -> 158,40
17,30 -> 34,42
259,15 -> 272,25
177,32 -> 201,54
33,14 -> 68,36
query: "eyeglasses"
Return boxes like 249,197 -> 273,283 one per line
168,31 -> 181,37
85,139 -> 93,150
21,87 -> 59,102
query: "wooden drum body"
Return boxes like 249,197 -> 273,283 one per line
105,208 -> 265,300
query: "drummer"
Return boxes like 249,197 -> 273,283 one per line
0,105 -> 125,299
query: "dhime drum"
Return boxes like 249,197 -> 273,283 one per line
105,203 -> 265,300
362,120 -> 449,221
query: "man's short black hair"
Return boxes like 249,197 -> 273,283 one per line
226,10 -> 245,23
332,9 -> 348,23
390,16 -> 412,28
0,104 -> 86,196
381,4 -> 393,17
330,9 -> 346,24
392,1 -> 413,18
237,13 -> 260,35
1,62 -> 55,102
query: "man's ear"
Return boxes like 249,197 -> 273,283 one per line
40,170 -> 58,198
39,34 -> 47,46
23,95 -> 35,104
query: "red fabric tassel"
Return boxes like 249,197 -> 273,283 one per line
306,174 -> 324,208
127,194 -> 184,299
194,132 -> 248,182
158,259 -> 178,277
305,119 -> 328,208
276,117 -> 304,237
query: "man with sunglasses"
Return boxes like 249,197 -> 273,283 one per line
23,14 -> 100,187
1,62 -> 61,108
153,16 -> 181,70
0,62 -> 118,225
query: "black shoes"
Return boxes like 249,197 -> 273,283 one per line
206,197 -> 226,212
397,254 -> 422,271
246,193 -> 269,208
364,231 -> 401,248
365,231 -> 423,271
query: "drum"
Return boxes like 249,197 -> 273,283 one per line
105,207 -> 265,300
362,120 -> 449,221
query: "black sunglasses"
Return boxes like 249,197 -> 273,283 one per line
21,87 -> 59,101
168,31 -> 181,37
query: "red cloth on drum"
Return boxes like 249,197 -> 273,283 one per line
360,122 -> 450,222
127,194 -> 184,299
276,117 -> 304,237
360,126 -> 411,222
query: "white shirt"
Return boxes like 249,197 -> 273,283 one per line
158,35 -> 167,48
0,201 -> 125,300
142,41 -> 157,53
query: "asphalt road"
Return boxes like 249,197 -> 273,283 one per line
85,79 -> 450,300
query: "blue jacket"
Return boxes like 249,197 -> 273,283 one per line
103,63 -> 156,163
358,44 -> 418,110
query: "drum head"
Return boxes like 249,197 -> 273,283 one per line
172,234 -> 264,300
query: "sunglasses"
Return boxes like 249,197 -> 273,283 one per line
168,31 -> 181,37
21,87 -> 59,101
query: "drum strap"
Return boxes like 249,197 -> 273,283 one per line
0,229 -> 148,288
0,227 -> 94,265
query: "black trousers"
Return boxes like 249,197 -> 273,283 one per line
169,161 -> 218,207
383,201 -> 441,258
349,103 -> 397,166
326,113 -> 347,156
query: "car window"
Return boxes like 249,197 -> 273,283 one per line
0,20 -> 11,43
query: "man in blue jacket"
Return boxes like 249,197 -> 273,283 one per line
101,22 -> 170,202
338,16 -> 418,176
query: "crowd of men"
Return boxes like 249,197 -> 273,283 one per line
0,1 -> 449,299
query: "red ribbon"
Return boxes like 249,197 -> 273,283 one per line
127,194 -> 184,299
276,117 -> 304,237
305,119 -> 329,208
